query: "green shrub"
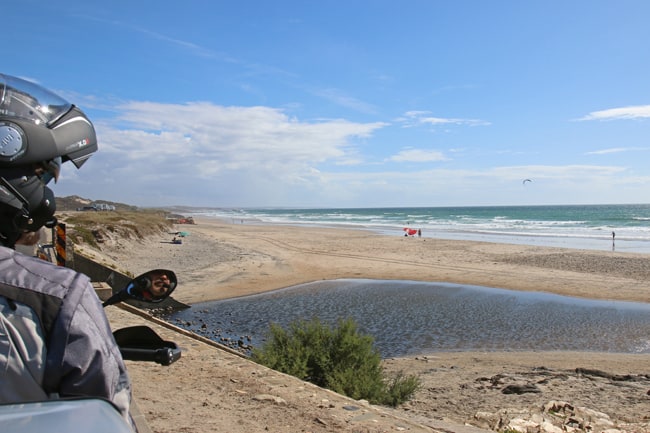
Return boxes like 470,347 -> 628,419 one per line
251,317 -> 421,407
69,226 -> 99,248
382,370 -> 423,407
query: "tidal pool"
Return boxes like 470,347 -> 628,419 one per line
164,280 -> 650,357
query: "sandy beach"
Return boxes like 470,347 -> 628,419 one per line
105,217 -> 650,305
95,217 -> 650,433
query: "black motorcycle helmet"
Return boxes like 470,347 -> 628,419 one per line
0,73 -> 98,248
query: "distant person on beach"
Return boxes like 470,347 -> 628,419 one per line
418,229 -> 421,238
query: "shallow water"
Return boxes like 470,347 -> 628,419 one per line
164,280 -> 650,357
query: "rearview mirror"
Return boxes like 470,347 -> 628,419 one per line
103,269 -> 177,307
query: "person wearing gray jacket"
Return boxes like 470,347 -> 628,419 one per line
0,74 -> 134,429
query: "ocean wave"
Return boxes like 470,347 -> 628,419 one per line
193,205 -> 650,253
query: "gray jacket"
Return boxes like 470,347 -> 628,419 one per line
0,246 -> 133,428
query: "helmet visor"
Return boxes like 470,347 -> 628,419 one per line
0,74 -> 73,126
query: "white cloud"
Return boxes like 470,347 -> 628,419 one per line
309,87 -> 378,114
488,164 -> 627,180
275,164 -> 643,207
578,105 -> 650,121
396,111 -> 490,128
53,99 -> 650,208
79,101 -> 387,205
389,148 -> 448,162
585,147 -> 650,155
105,101 -> 385,166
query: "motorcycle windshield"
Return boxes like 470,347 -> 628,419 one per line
0,73 -> 73,127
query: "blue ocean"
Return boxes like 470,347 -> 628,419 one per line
191,203 -> 650,253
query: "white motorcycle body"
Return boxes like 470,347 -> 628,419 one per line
0,398 -> 132,433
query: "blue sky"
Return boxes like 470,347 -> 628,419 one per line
6,1 -> 650,208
